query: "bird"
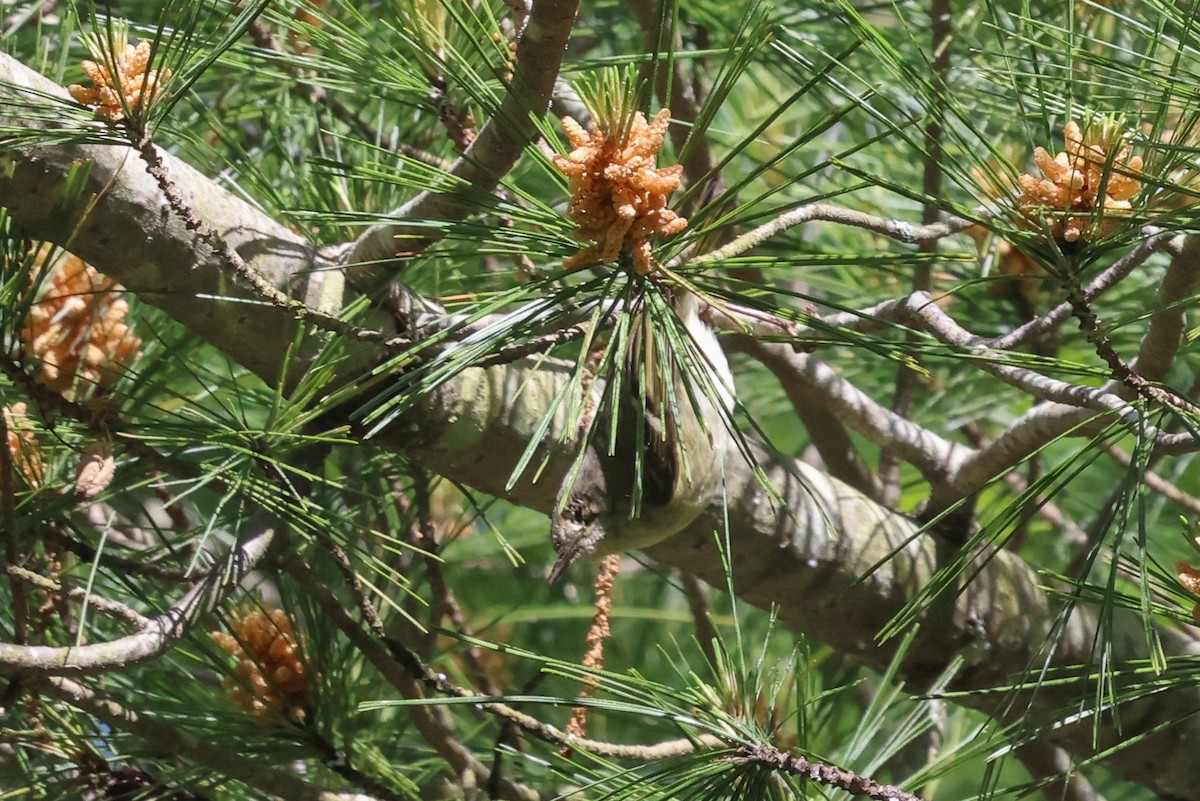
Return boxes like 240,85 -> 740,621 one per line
548,286 -> 733,581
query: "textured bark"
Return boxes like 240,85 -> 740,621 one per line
4,51 -> 1200,799
0,54 -> 380,387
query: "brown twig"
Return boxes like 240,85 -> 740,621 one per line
44,528 -> 192,583
473,321 -> 591,368
0,521 -> 274,674
306,727 -> 409,801
236,0 -> 445,167
730,743 -> 922,801
1107,444 -> 1200,515
681,572 -> 720,669
43,676 -> 362,801
405,472 -> 499,695
301,529 -> 525,799
430,75 -> 477,154
345,0 -> 581,275
1016,741 -> 1106,801
284,547 -> 721,762
959,421 -> 1088,550
1062,275 -> 1200,417
987,231 -> 1178,350
880,0 -> 952,506
4,565 -> 152,631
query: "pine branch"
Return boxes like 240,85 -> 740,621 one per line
41,676 -> 372,801
0,520 -> 273,674
343,0 -> 580,277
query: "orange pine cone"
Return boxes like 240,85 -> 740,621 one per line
553,109 -> 687,275
1013,119 -> 1142,243
211,604 -> 312,725
22,251 -> 141,397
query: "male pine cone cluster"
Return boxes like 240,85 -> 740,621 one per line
1016,119 -> 1142,243
211,605 -> 312,725
2,402 -> 45,490
68,36 -> 170,121
3,251 -> 139,497
553,109 -> 687,275
22,252 -> 141,397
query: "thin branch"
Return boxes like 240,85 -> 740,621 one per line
134,138 -> 391,344
403,473 -> 498,695
730,743 -> 922,801
344,0 -> 581,277
44,529 -> 191,584
236,5 -> 447,168
1016,741 -> 1106,801
3,565 -> 152,630
731,336 -> 970,490
283,548 -> 722,764
901,293 -> 1147,417
880,0 -> 951,506
1061,273 -> 1200,416
628,0 -> 719,198
682,204 -> 977,267
1107,445 -> 1200,515
766,356 -> 883,500
1127,233 -> 1200,384
988,231 -> 1178,350
959,423 -> 1089,550
680,572 -> 720,670
0,520 -> 273,675
288,539 -> 538,801
40,676 -> 372,801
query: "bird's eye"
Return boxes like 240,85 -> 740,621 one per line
569,503 -> 587,524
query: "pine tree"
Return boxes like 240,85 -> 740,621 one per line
3,1 -> 1200,799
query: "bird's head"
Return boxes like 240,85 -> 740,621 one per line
549,489 -> 608,582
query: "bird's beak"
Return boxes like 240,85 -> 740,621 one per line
548,544 -> 581,583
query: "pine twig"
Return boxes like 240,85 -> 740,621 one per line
285,547 -> 722,762
1062,275 -> 1200,417
681,203 -> 976,267
133,138 -> 393,344
730,743 -> 922,801
681,572 -> 720,669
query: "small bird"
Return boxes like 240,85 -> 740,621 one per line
548,288 -> 733,581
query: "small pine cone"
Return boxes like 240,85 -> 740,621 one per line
3,402 -> 45,489
21,251 -> 141,397
75,437 -> 115,500
211,604 -> 311,725
553,109 -> 687,272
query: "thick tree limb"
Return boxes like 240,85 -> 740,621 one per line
0,53 -> 383,389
